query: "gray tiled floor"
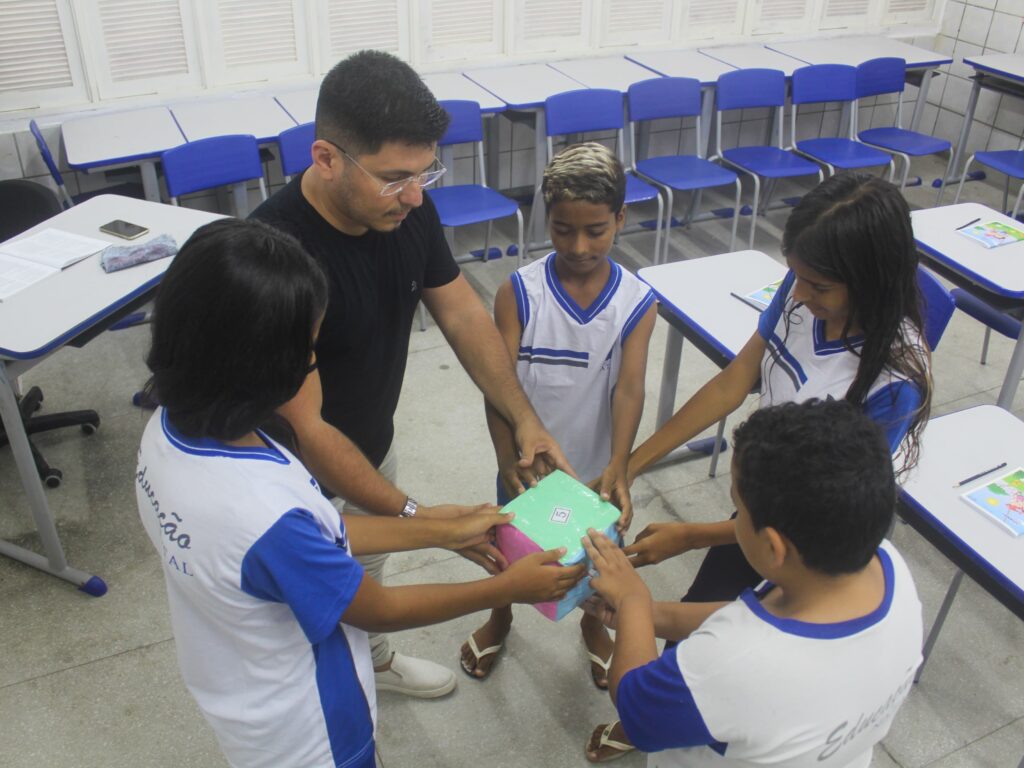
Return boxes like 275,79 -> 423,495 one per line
1,156 -> 1022,767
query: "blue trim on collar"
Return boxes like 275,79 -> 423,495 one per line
812,318 -> 865,356
160,409 -> 290,464
740,547 -> 896,639
544,253 -> 622,325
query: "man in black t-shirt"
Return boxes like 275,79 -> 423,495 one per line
251,51 -> 571,699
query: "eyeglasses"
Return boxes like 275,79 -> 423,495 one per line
325,139 -> 446,196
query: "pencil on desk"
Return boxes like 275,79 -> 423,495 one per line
730,292 -> 765,313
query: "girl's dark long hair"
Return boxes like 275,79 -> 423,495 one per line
781,173 -> 932,473
145,219 -> 327,441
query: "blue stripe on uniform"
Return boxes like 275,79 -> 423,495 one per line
511,271 -> 530,330
768,332 -> 809,384
621,290 -> 656,344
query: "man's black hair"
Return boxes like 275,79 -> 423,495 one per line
732,399 -> 896,575
145,218 -> 327,441
315,49 -> 450,156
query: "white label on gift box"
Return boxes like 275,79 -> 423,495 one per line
550,506 -> 572,524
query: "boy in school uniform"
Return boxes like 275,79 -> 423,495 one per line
582,399 -> 923,767
460,142 -> 657,685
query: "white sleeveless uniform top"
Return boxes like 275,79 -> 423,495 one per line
510,253 -> 655,482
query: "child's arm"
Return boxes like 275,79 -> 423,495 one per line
485,280 -> 534,497
620,330 -> 766,566
341,506 -> 509,556
582,530 -> 659,703
628,329 -> 767,479
342,548 -> 586,633
595,301 -> 657,532
584,595 -> 728,643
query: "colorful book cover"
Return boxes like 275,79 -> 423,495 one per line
960,466 -> 1024,536
745,278 -> 784,309
957,221 -> 1024,249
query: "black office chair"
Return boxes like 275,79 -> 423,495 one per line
0,180 -> 100,487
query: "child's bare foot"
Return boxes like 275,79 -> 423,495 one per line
581,612 -> 614,689
459,609 -> 512,680
585,721 -> 635,763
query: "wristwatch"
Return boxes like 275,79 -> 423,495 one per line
399,497 -> 418,518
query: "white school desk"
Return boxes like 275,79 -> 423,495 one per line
274,87 -> 318,125
626,50 -> 735,159
766,36 -> 952,133
0,195 -> 223,593
639,251 -> 786,473
62,107 -> 186,202
698,44 -> 805,77
912,202 -> 1024,409
170,96 -> 297,143
463,63 -> 587,247
274,74 -> 508,127
898,405 -> 1024,723
947,54 -> 1024,190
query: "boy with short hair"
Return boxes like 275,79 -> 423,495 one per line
583,399 -> 923,767
459,142 -> 657,685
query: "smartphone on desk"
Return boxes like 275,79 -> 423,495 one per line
100,219 -> 149,240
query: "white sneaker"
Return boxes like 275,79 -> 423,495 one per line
374,652 -> 456,699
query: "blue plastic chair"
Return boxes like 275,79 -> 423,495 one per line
713,69 -> 823,249
954,147 -> 1024,220
29,119 -> 144,209
627,77 -> 740,263
917,266 -> 956,352
277,122 -> 315,181
855,58 -> 953,199
427,100 -> 524,268
534,88 -> 664,262
162,134 -> 267,216
950,289 -> 1023,364
789,65 -> 895,180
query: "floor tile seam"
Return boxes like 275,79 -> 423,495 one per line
917,716 -> 1024,767
0,635 -> 175,691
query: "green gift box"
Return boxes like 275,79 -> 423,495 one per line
496,470 -> 621,621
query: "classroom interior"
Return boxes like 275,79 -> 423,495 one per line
2,1 -> 1024,767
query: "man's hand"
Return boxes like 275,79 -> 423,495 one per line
514,417 -> 576,487
622,521 -> 695,567
432,505 -> 511,552
582,529 -> 651,611
502,548 -> 586,604
591,460 -> 633,532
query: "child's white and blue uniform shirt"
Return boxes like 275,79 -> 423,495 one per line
757,271 -> 923,451
136,408 -> 375,768
510,253 -> 655,482
617,540 -> 923,767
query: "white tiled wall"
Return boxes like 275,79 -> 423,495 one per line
928,0 -> 1024,160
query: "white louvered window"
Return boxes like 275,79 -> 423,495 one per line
819,0 -> 875,30
418,0 -> 503,64
0,0 -> 87,112
680,0 -> 745,42
882,0 -> 935,24
199,0 -> 311,87
317,0 -> 409,73
599,0 -> 674,47
73,0 -> 200,99
512,0 -> 590,54
748,0 -> 816,35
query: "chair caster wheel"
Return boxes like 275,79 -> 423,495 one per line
44,469 -> 63,488
81,420 -> 99,435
